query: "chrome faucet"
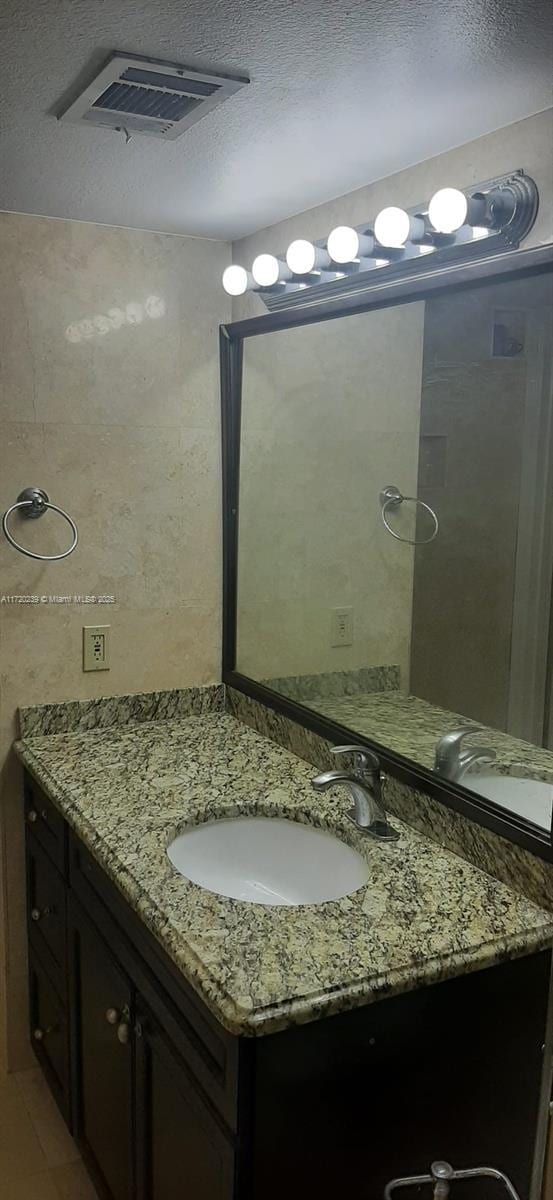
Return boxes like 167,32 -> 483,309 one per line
312,746 -> 399,841
434,726 -> 496,782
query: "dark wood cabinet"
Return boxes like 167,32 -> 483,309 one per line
28,945 -> 70,1120
27,834 -> 66,973
69,898 -> 134,1200
68,893 -> 235,1200
135,1003 -> 235,1200
23,769 -> 553,1200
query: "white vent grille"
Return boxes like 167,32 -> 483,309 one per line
59,53 -> 248,140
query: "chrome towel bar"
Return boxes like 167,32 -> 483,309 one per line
380,484 -> 439,546
2,488 -> 78,561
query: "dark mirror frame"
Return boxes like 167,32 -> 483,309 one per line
220,242 -> 553,862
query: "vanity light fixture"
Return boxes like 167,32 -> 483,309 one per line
223,171 -> 538,311
373,206 -> 426,248
428,187 -> 478,234
327,226 -> 376,263
222,265 -> 252,296
427,185 -> 518,235
251,254 -> 291,287
286,239 -> 331,274
428,187 -> 489,234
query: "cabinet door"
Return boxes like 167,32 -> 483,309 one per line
69,897 -> 134,1200
136,1003 -> 235,1200
28,947 -> 70,1121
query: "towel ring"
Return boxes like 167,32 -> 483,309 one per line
384,1159 -> 521,1199
2,488 -> 78,561
380,484 -> 439,546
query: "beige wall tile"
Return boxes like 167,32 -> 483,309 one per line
0,212 -> 230,1068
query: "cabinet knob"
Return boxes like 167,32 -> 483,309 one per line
117,1021 -> 130,1046
31,906 -> 52,922
27,810 -> 38,823
105,1007 -> 119,1026
33,1025 -> 54,1041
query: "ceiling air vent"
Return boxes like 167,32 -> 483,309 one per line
59,52 -> 248,140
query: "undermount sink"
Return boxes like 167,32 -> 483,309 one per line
465,772 -> 553,829
167,816 -> 370,906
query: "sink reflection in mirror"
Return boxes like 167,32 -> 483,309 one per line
234,265 -> 553,834
462,770 -> 553,831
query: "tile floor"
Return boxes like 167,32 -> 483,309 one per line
0,1067 -> 99,1199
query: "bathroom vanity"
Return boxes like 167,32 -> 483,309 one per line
15,697 -> 553,1200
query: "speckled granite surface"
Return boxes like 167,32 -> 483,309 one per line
18,684 -> 224,737
227,687 -> 553,913
14,705 -> 553,1037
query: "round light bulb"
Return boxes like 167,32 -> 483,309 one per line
222,265 -> 249,296
251,254 -> 280,287
286,239 -> 316,274
327,226 -> 361,264
374,207 -> 411,248
428,188 -> 468,234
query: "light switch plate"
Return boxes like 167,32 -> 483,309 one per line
83,625 -> 111,671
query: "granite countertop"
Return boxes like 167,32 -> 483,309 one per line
14,709 -> 553,1037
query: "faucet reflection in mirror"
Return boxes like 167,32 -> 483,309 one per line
434,728 -> 496,783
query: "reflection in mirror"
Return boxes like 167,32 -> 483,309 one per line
236,268 -> 553,833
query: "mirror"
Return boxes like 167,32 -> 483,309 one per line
233,263 -> 553,838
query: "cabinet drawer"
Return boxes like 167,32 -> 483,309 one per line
27,833 -> 66,979
28,947 -> 70,1123
25,775 -> 66,874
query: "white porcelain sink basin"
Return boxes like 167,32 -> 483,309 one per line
466,772 -> 553,830
167,816 -> 369,906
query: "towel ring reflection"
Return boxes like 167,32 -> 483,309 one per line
2,488 -> 78,561
380,485 -> 439,546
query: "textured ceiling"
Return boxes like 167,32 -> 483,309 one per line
1,0 -> 552,240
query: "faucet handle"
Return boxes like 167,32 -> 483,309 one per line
331,745 -> 380,774
438,725 -> 486,747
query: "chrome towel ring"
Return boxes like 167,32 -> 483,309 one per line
384,1159 -> 521,1199
2,488 -> 78,561
380,484 -> 439,546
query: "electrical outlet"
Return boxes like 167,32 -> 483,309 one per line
331,607 -> 353,647
83,625 -> 111,671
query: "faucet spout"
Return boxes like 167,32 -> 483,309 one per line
312,769 -> 360,790
312,748 -> 399,842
